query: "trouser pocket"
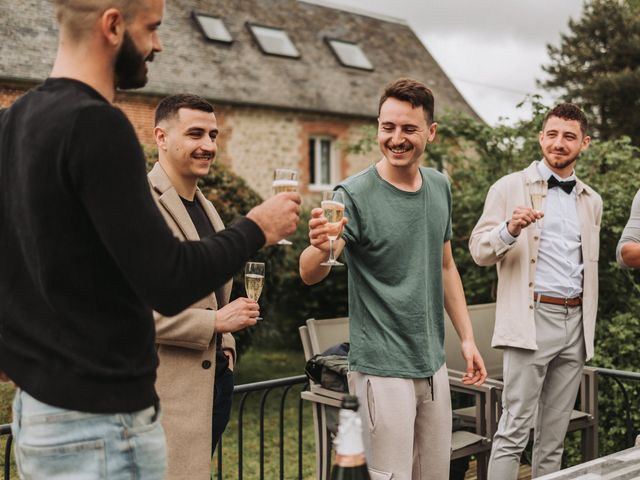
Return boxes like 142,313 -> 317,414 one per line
18,438 -> 106,480
369,467 -> 393,479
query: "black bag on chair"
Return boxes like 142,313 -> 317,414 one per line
304,342 -> 350,393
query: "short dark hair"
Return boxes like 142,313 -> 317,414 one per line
378,78 -> 435,124
542,103 -> 588,135
155,94 -> 214,126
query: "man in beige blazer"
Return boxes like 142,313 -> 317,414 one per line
149,94 -> 260,479
470,103 -> 602,479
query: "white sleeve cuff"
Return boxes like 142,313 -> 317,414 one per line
499,221 -> 518,245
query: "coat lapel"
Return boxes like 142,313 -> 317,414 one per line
148,163 -> 199,241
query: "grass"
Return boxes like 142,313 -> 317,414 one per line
0,348 -> 317,479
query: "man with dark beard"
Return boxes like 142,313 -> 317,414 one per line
470,103 -> 602,479
0,1 -> 300,478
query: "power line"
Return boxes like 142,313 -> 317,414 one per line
451,77 -> 539,97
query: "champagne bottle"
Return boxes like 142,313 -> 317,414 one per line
331,395 -> 371,480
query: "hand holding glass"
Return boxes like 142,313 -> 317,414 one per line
320,191 -> 345,267
272,169 -> 299,245
244,262 -> 264,321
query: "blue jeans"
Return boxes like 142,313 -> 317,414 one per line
211,368 -> 234,454
12,389 -> 166,480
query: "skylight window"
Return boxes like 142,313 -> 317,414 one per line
247,24 -> 300,58
193,13 -> 233,43
327,39 -> 373,71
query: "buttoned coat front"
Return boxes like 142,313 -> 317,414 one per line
469,161 -> 602,361
148,162 -> 235,480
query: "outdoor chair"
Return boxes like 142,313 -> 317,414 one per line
300,317 -> 495,480
444,302 -> 599,462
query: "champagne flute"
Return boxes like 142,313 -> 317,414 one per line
244,262 -> 265,321
530,180 -> 546,228
320,190 -> 345,267
272,169 -> 299,245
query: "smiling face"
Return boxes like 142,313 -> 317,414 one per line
156,107 -> 219,182
539,115 -> 590,177
377,97 -> 437,171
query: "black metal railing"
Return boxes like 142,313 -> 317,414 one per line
0,369 -> 639,478
0,375 -> 309,480
594,367 -> 640,448
215,374 -> 308,480
0,424 -> 11,480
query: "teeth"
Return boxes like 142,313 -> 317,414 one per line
390,146 -> 410,153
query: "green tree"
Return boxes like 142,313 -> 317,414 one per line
541,0 -> 640,144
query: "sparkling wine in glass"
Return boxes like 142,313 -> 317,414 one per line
272,169 -> 298,245
320,190 -> 345,267
244,262 -> 265,321
530,180 -> 546,227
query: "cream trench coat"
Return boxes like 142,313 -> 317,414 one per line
469,161 -> 602,361
148,162 -> 235,480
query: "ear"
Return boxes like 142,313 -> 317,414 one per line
538,130 -> 544,147
100,8 -> 125,47
154,126 -> 168,151
426,122 -> 438,143
580,135 -> 591,152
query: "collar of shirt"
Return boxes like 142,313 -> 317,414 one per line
536,159 -> 577,183
533,160 -> 583,297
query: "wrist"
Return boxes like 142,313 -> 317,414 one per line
506,221 -> 519,237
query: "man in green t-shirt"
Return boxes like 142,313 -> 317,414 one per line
300,78 -> 487,479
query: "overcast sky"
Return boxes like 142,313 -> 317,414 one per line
310,0 -> 585,125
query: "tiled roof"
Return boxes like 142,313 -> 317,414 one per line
0,0 -> 479,119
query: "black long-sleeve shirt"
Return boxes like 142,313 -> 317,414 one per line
0,78 -> 264,413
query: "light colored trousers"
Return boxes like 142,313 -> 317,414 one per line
488,302 -> 586,479
348,363 -> 451,480
12,389 -> 167,480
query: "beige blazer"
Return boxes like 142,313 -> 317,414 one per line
148,162 -> 235,480
469,161 -> 602,360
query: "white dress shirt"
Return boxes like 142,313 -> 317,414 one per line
499,160 -> 583,298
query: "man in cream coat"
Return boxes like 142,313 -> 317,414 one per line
149,94 -> 260,479
470,103 -> 602,479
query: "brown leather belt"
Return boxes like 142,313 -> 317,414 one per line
534,293 -> 582,307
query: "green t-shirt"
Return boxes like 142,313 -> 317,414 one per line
338,165 -> 452,378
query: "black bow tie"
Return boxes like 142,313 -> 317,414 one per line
547,176 -> 576,194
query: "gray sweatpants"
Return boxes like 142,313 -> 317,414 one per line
348,363 -> 452,480
488,302 -> 586,479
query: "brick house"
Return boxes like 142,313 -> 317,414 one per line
0,0 -> 478,200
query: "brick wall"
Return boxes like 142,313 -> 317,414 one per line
0,86 -> 23,108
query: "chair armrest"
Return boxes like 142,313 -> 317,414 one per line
301,390 -> 344,408
448,369 -> 502,438
448,369 -> 502,393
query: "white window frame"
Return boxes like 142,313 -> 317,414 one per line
308,136 -> 338,191
192,13 -> 233,44
326,38 -> 373,71
247,23 -> 301,59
